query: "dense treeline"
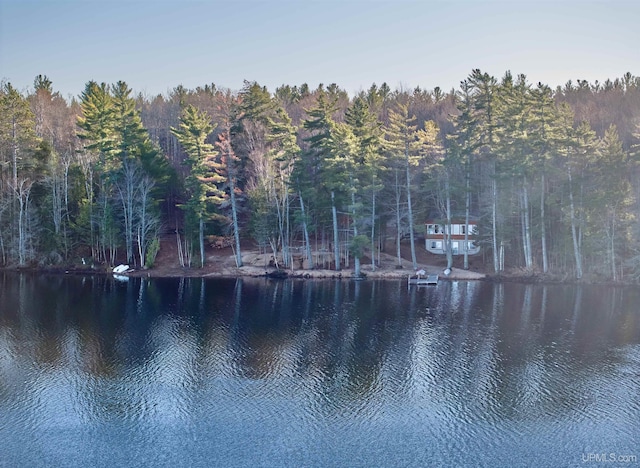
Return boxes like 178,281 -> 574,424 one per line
2,70 -> 640,281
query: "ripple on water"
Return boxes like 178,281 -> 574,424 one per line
2,277 -> 640,468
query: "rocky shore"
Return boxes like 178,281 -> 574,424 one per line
124,250 -> 487,281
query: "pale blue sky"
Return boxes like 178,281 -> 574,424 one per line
1,0 -> 638,100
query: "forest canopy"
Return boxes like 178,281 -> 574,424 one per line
2,71 -> 640,281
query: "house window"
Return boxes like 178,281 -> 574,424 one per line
461,224 -> 466,234
427,224 -> 435,235
431,241 -> 437,249
434,225 -> 440,234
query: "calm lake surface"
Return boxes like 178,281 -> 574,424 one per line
1,274 -> 639,468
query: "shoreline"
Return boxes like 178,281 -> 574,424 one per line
3,264 -> 634,286
132,264 -> 486,281
1,248 -> 634,285
2,248 -> 488,282
2,264 -> 484,281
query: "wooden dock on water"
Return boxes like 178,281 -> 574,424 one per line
408,274 -> 439,286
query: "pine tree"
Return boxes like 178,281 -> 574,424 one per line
302,91 -> 343,269
467,70 -> 500,272
0,82 -> 38,192
171,105 -> 225,267
77,81 -> 116,260
345,96 -> 383,271
498,72 -> 536,270
324,121 -> 359,274
77,82 -> 117,165
385,102 -> 421,270
111,81 -> 159,264
593,125 -> 631,280
558,107 -> 598,279
529,82 -> 562,274
265,106 -> 301,268
449,79 -> 480,270
77,81 -> 167,266
0,82 -> 39,265
237,82 -> 293,267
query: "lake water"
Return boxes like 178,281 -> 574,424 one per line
0,273 -> 638,467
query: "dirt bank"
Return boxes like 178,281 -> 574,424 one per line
125,236 -> 486,281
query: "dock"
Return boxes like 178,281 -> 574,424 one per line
408,274 -> 439,285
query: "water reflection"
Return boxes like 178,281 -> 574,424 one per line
0,273 -> 639,467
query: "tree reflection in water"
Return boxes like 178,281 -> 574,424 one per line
0,273 -> 638,467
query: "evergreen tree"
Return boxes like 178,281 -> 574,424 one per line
558,107 -> 599,279
77,81 -> 167,266
237,82 -> 288,266
529,82 -> 561,273
593,125 -> 631,280
345,96 -> 384,271
0,82 -> 40,265
77,81 -> 116,260
448,79 -> 480,270
111,81 -> 159,265
171,105 -> 225,267
497,72 -> 536,270
385,102 -> 421,270
264,106 -> 301,268
467,70 -> 501,271
77,82 -> 117,164
301,91 -> 343,269
324,121 -> 359,274
0,82 -> 39,191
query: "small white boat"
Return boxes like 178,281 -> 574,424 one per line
113,264 -> 130,274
